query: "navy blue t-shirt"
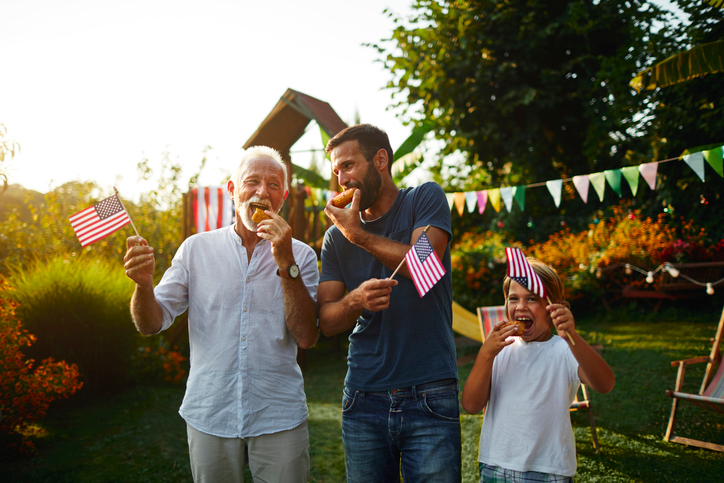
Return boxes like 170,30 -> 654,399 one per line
320,182 -> 457,391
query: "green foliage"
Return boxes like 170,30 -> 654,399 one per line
8,256 -> 139,395
375,0 -> 673,188
0,150 -> 202,281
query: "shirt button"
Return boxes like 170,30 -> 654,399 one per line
243,307 -> 247,312
246,278 -> 250,283
242,336 -> 246,341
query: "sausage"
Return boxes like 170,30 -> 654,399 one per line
331,188 -> 356,208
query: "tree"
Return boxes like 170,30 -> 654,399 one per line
376,0 -> 676,192
639,0 -> 724,239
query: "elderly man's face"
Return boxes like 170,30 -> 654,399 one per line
230,155 -> 286,231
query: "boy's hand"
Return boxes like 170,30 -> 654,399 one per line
548,304 -> 576,338
480,321 -> 518,358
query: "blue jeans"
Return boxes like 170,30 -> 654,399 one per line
341,378 -> 461,483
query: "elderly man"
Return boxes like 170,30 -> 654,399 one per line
318,124 -> 460,482
124,145 -> 319,483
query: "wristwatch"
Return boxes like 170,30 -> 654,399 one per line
277,263 -> 300,279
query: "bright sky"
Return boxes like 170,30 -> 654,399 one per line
1,0 -> 411,200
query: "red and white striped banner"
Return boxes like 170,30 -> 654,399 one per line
193,186 -> 235,233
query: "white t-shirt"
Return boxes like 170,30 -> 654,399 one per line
478,335 -> 580,477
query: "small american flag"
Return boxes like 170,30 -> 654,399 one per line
69,194 -> 132,247
406,231 -> 446,297
506,247 -> 547,299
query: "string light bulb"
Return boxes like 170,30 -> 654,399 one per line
707,283 -> 715,295
625,264 -> 632,275
596,269 -> 602,279
664,263 -> 680,278
646,271 -> 654,284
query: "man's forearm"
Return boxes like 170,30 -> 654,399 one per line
318,290 -> 365,337
130,284 -> 164,336
282,279 -> 320,349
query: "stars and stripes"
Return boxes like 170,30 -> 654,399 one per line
68,194 -> 132,247
193,186 -> 235,233
406,231 -> 446,297
505,247 -> 547,299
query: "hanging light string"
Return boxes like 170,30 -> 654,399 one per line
595,262 -> 724,295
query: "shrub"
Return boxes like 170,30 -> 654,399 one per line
0,278 -> 83,453
8,256 -> 139,395
132,337 -> 188,385
451,230 -> 520,310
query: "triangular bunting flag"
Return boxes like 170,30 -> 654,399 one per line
500,187 -> 514,212
453,192 -> 466,216
589,172 -> 606,202
639,162 -> 658,189
445,193 -> 455,211
572,175 -> 589,203
476,190 -> 488,214
683,152 -> 706,182
546,180 -> 563,208
621,166 -> 640,196
489,188 -> 501,212
703,147 -> 723,177
513,186 -> 526,211
465,191 -> 478,213
604,169 -> 623,197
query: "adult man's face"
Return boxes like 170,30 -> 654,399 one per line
230,155 -> 286,232
331,140 -> 382,212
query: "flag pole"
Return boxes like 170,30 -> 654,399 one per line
546,295 -> 575,345
389,225 -> 431,280
114,187 -> 140,237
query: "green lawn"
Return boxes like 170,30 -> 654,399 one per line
3,305 -> 724,482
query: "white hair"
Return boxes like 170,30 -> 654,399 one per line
235,145 -> 289,192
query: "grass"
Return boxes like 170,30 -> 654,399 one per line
3,304 -> 724,482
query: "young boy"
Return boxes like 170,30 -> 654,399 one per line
462,258 -> 615,482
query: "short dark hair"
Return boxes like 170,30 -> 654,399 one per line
325,124 -> 394,173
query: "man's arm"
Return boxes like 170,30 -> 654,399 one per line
280,267 -> 319,349
318,278 -> 398,337
124,235 -> 163,336
257,212 -> 319,349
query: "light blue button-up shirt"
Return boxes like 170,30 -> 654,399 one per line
154,225 -> 318,438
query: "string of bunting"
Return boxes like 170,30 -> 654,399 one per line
441,145 -> 724,216
595,261 -> 724,296
296,146 -> 723,212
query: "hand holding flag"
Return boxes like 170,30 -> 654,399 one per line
505,247 -> 574,345
390,225 -> 446,298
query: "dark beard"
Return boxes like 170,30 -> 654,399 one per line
356,162 -> 382,211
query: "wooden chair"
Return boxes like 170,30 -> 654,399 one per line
476,306 -> 601,453
664,305 -> 724,452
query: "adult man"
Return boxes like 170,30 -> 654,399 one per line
318,124 -> 460,482
124,146 -> 319,483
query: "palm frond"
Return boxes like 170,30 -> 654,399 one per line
630,40 -> 724,92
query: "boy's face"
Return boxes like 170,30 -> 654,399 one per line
506,280 -> 552,343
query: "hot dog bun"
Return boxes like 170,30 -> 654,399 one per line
331,188 -> 356,208
251,207 -> 271,224
501,320 -> 525,336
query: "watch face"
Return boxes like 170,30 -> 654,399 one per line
289,264 -> 300,278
